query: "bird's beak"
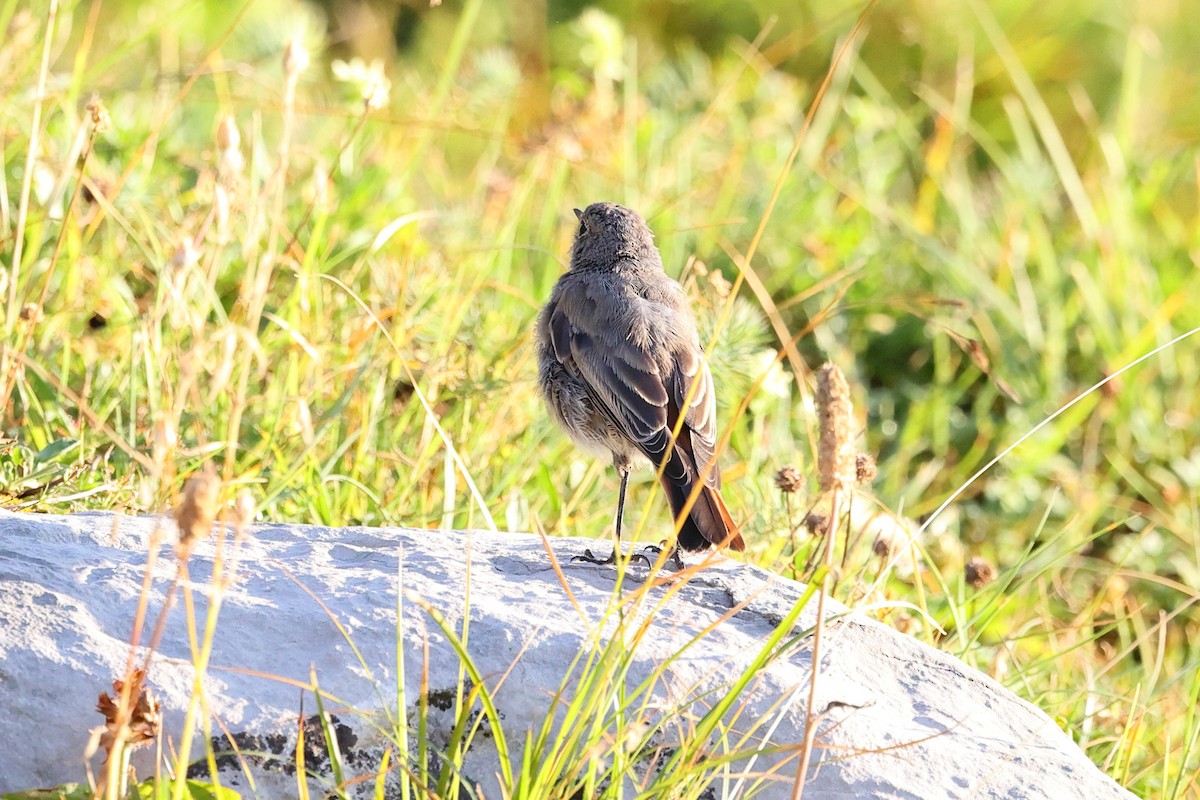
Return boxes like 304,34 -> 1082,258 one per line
573,208 -> 583,220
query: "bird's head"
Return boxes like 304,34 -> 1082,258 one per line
568,202 -> 662,272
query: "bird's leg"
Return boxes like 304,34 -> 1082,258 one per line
574,468 -> 650,567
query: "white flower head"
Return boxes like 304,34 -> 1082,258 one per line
332,57 -> 391,111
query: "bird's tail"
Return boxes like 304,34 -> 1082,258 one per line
661,475 -> 745,553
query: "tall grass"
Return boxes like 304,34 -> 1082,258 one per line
2,0 -> 1199,796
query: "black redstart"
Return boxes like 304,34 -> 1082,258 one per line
536,202 -> 745,564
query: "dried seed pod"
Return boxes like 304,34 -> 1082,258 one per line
284,35 -> 310,78
965,556 -> 997,589
216,114 -> 240,152
19,303 -> 43,324
96,669 -> 161,755
86,95 -> 111,133
856,453 -> 877,485
216,115 -> 244,176
774,466 -> 803,494
872,535 -> 893,559
804,512 -> 828,536
175,464 -> 219,553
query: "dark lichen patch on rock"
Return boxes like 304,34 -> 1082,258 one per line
426,686 -> 462,711
188,714 -> 360,778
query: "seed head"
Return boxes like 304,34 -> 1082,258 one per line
964,338 -> 989,371
175,464 -> 219,554
216,114 -> 240,152
856,453 -> 877,485
86,95 -> 111,133
872,535 -> 893,559
816,363 -> 855,492
96,669 -> 160,755
332,57 -> 391,111
774,466 -> 803,494
216,115 -> 244,176
965,556 -> 997,589
284,35 -> 311,78
19,303 -> 43,324
1100,369 -> 1122,400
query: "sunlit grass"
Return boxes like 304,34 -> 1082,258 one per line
2,0 -> 1199,796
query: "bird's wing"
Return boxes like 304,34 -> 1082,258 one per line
549,289 -> 722,489
548,293 -> 688,482
669,343 -> 721,490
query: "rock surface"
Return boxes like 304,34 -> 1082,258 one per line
0,510 -> 1133,799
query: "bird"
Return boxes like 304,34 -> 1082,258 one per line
536,202 -> 745,566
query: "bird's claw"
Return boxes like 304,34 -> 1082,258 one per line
571,548 -> 613,566
572,548 -> 653,569
640,543 -> 685,570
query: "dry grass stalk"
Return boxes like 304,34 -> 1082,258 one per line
284,35 -> 310,82
152,417 -> 177,478
796,363 -> 866,799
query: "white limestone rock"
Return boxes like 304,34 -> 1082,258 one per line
0,510 -> 1133,799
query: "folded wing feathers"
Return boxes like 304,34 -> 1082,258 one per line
550,291 -> 731,536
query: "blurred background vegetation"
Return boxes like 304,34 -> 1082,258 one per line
2,0 -> 1199,795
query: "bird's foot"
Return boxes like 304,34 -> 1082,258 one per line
641,543 -> 685,570
572,548 -> 653,569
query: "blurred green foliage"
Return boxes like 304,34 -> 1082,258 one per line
3,0 -> 1200,795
